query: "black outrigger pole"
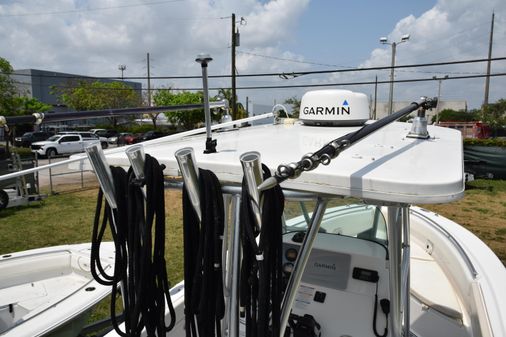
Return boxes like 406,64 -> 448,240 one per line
259,97 -> 438,191
0,102 -> 228,126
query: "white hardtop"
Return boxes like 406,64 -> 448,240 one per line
102,119 -> 464,204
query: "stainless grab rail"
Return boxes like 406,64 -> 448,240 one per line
228,194 -> 242,337
280,198 -> 329,334
387,206 -> 403,337
401,206 -> 411,336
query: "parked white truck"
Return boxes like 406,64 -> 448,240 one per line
31,134 -> 100,157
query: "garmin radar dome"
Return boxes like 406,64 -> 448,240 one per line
300,89 -> 370,126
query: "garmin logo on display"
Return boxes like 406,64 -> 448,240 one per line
314,261 -> 336,271
302,100 -> 350,115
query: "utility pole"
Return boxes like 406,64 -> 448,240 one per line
231,13 -> 237,120
373,75 -> 378,119
246,96 -> 249,116
433,75 -> 449,124
483,11 -> 494,108
118,65 -> 126,80
388,42 -> 397,115
380,34 -> 410,115
147,52 -> 152,107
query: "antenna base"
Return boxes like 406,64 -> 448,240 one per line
204,138 -> 217,154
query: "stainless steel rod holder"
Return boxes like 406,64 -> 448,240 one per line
240,151 -> 264,231
85,143 -> 117,210
175,147 -> 202,222
125,145 -> 145,180
280,198 -> 328,334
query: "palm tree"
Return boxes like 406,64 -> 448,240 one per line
216,88 -> 245,119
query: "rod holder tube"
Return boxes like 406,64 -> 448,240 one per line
401,206 -> 411,336
387,206 -> 403,337
240,151 -> 264,230
85,143 -> 117,210
175,147 -> 202,222
125,145 -> 145,180
280,198 -> 329,334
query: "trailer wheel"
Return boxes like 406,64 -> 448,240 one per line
0,190 -> 8,209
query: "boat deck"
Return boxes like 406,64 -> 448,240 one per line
0,243 -> 115,337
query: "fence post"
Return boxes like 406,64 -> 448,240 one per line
34,153 -> 40,195
48,154 -> 54,195
80,158 -> 84,189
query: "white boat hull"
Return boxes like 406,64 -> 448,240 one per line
103,206 -> 505,337
0,242 -> 115,337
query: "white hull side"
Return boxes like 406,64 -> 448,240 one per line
104,208 -> 505,337
0,242 -> 115,337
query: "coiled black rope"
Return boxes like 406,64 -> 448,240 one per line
182,168 -> 225,337
90,154 -> 175,336
240,164 -> 285,337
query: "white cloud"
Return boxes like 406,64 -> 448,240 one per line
359,0 -> 506,108
1,0 -> 505,109
0,0 -> 310,107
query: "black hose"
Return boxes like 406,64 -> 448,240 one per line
182,168 -> 225,337
240,164 -> 285,337
90,154 -> 175,337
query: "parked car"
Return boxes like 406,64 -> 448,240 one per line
132,131 -> 168,143
14,131 -> 53,147
57,131 -> 108,149
110,132 -> 129,145
94,129 -> 118,139
31,134 -> 100,157
117,133 -> 135,146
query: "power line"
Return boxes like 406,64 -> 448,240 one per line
0,0 -> 227,18
12,72 -> 506,92
237,50 -> 354,69
10,56 -> 506,81
238,50 -> 487,76
228,72 -> 506,91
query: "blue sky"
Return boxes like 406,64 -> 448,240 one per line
1,0 -> 505,110
288,1 -> 436,67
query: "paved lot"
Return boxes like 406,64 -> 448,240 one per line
36,157 -> 97,188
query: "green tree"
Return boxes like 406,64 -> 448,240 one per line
153,89 -> 224,130
55,80 -> 142,126
1,57 -> 52,152
216,88 -> 245,119
13,96 -> 51,115
431,109 -> 478,123
0,57 -> 18,116
481,99 -> 506,137
284,96 -> 301,118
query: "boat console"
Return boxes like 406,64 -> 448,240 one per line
281,205 -> 390,337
